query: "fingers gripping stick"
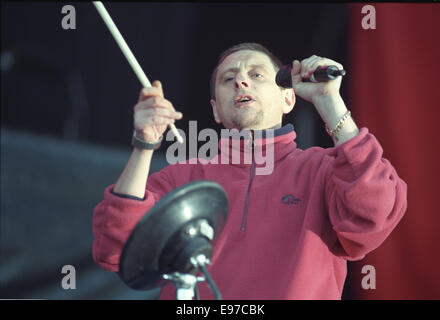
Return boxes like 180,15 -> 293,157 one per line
93,1 -> 184,144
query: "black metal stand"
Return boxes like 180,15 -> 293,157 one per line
163,254 -> 222,300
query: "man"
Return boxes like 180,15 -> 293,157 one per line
93,43 -> 407,299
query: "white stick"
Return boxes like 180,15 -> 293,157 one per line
93,1 -> 184,144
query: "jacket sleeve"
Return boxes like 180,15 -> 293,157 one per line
324,127 -> 408,260
92,169 -> 175,272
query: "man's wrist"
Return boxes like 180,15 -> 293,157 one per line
132,131 -> 163,150
312,93 -> 359,145
312,93 -> 347,125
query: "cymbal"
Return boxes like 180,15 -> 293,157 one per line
119,180 -> 228,290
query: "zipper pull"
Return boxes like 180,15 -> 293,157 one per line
247,131 -> 254,148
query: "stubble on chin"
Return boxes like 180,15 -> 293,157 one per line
230,109 -> 264,131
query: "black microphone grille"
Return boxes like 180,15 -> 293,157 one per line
275,65 -> 293,88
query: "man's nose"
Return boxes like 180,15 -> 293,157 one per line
235,74 -> 249,89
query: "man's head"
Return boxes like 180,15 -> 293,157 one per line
210,43 -> 295,130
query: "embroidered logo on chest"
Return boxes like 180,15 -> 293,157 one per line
281,194 -> 301,205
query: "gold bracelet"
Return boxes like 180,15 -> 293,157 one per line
325,110 -> 351,142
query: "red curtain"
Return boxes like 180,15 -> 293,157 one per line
347,3 -> 440,299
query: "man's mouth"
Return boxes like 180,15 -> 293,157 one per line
234,94 -> 255,107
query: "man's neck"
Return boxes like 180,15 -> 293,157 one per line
244,123 -> 283,131
232,123 -> 283,132
268,123 -> 282,130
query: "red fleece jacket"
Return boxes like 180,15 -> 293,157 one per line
92,125 -> 407,299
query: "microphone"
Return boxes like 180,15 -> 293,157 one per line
276,65 -> 346,88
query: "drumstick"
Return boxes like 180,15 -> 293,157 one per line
93,1 -> 184,144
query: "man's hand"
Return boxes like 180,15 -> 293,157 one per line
290,55 -> 344,104
290,55 -> 359,145
134,80 -> 183,143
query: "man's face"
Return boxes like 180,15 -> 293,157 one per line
210,50 -> 294,130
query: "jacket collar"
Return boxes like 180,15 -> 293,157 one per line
218,124 -> 297,166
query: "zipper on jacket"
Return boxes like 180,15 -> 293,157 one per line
241,131 -> 256,231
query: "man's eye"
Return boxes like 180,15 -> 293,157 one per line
224,77 -> 234,82
253,73 -> 263,78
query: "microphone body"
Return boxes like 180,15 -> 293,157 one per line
276,65 -> 346,88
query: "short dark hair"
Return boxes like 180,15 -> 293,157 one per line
210,42 -> 283,100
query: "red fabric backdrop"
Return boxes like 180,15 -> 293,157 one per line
347,3 -> 440,299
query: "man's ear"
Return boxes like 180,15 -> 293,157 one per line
210,99 -> 222,124
283,88 -> 295,114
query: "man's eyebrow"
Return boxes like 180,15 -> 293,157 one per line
219,64 -> 270,77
